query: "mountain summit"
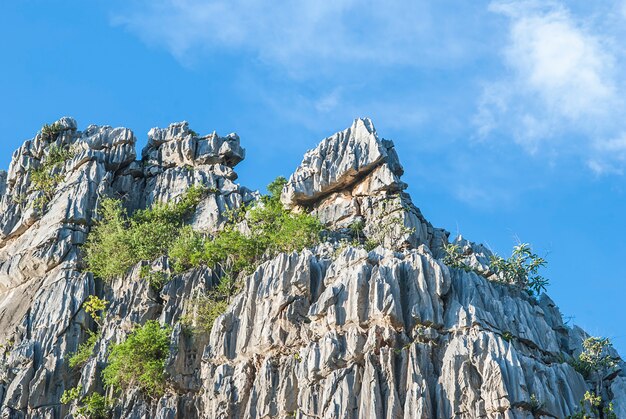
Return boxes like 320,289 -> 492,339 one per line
0,118 -> 624,418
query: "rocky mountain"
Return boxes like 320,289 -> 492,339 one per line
0,117 -> 624,418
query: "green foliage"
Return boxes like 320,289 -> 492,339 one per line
139,265 -> 170,291
29,144 -> 75,212
170,177 -> 322,277
361,202 -> 415,250
502,331 -> 513,342
173,177 -> 321,337
489,243 -> 548,296
60,384 -> 82,404
442,243 -> 473,271
181,293 -> 229,334
529,394 -> 543,415
40,122 -> 64,139
83,296 -> 108,327
84,185 -> 206,280
83,198 -> 134,280
181,272 -> 238,334
578,337 -> 618,375
69,331 -> 99,369
568,337 -> 618,418
168,226 -> 206,274
61,385 -> 110,419
11,194 -> 28,207
569,391 -> 617,419
572,337 -> 617,385
529,393 -> 543,414
364,239 -> 379,252
266,176 -> 287,197
102,320 -> 172,399
0,339 -> 14,356
349,219 -> 365,243
76,393 -> 110,419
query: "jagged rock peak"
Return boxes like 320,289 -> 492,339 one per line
1,116 -> 625,419
143,121 -> 245,169
6,117 -> 136,188
281,117 -> 405,207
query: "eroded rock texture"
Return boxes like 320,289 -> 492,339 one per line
0,118 -> 624,418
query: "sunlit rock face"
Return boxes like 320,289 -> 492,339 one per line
0,118 -> 623,418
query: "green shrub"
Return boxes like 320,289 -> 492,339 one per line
60,384 -> 82,404
76,393 -> 110,419
61,385 -> 110,419
181,293 -> 229,334
29,144 -> 75,212
40,122 -> 64,139
102,320 -> 172,399
568,337 -> 618,418
442,241 -> 548,296
69,331 -> 100,369
442,243 -> 471,271
489,243 -> 548,296
173,177 -> 323,336
84,295 -> 108,327
578,337 -> 617,374
168,226 -> 206,273
571,337 -> 617,384
349,220 -> 365,242
569,391 -> 617,419
139,265 -> 170,291
359,200 -> 415,250
170,177 -> 322,277
84,185 -> 206,280
181,272 -> 239,335
529,393 -> 543,414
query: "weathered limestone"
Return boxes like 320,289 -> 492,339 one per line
0,171 -> 7,199
143,121 -> 245,170
282,118 -> 444,252
0,117 -> 624,418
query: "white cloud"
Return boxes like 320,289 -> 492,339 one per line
111,0 -> 484,76
495,1 -> 614,119
476,1 -> 626,171
587,133 -> 626,174
314,89 -> 342,113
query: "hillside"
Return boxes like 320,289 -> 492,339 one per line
0,117 -> 624,418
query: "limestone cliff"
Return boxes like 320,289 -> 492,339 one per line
0,118 -> 624,418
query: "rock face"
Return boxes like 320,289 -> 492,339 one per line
282,118 -> 442,252
0,117 -> 624,418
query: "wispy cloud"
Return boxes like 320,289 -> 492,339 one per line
477,0 -> 626,171
113,0 -> 626,179
111,0 -> 486,76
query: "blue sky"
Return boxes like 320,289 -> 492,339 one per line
1,0 -> 625,352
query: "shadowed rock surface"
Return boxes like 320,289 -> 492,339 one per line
0,117 -> 623,418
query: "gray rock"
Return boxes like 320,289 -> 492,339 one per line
281,118 -> 402,206
144,121 -> 245,168
0,117 -> 622,418
0,171 -> 6,199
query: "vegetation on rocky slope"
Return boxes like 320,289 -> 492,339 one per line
83,185 -> 206,280
170,177 -> 322,276
78,177 -> 324,402
173,177 -> 323,333
443,241 -> 549,296
569,337 -> 619,418
102,320 -> 172,399
29,144 -> 74,212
